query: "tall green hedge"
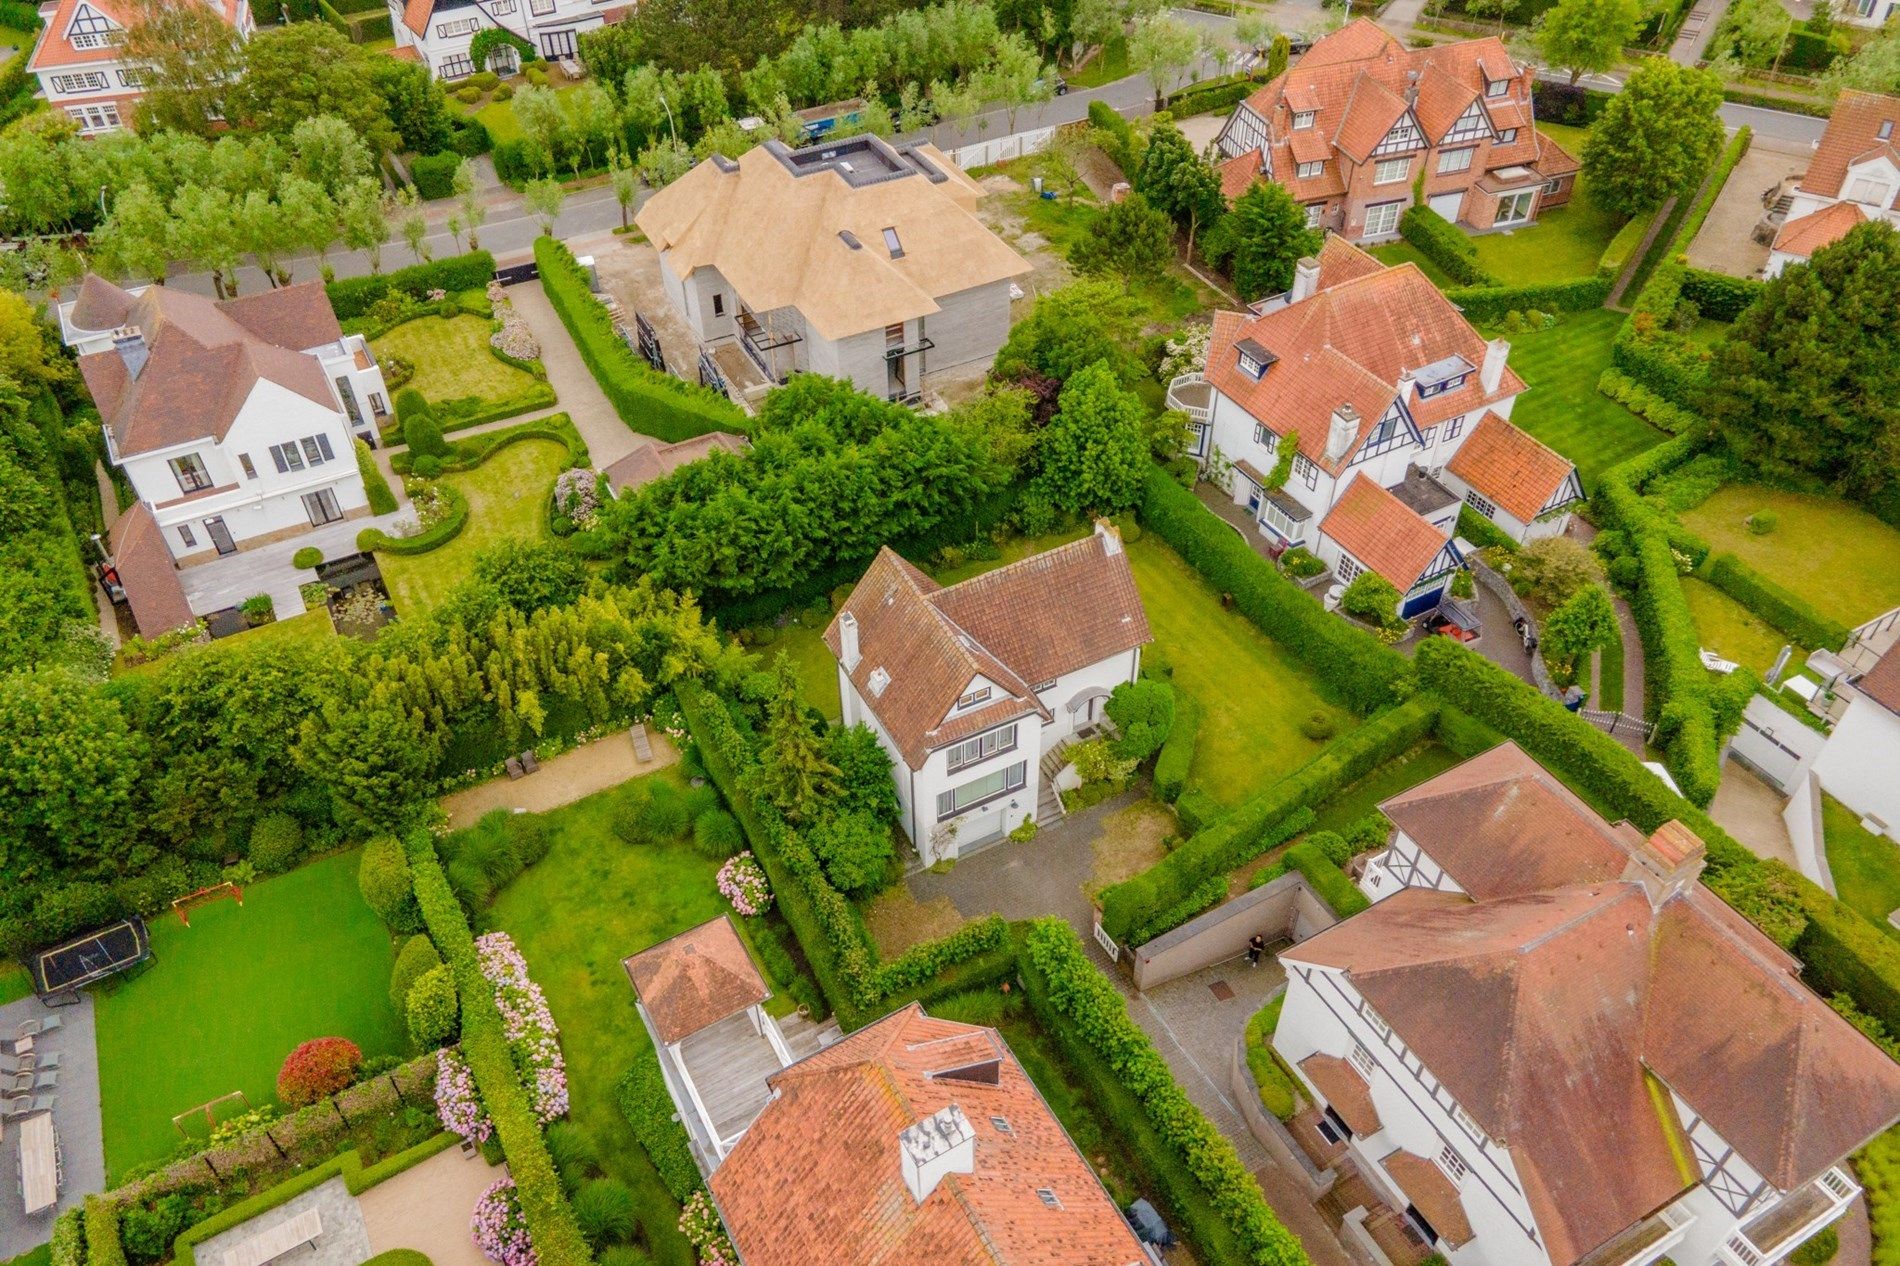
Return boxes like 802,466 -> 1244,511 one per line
1633,533 -> 1720,805
1442,276 -> 1611,323
1099,695 -> 1440,942
1021,920 -> 1310,1266
1282,839 -> 1370,916
356,438 -> 398,515
1701,553 -> 1849,652
1398,205 -> 1495,287
617,1054 -> 699,1202
1153,691 -> 1200,803
1679,268 -> 1764,322
1137,468 -> 1409,715
533,237 -> 749,443
326,252 -> 495,320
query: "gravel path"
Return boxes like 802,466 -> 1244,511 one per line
440,729 -> 678,827
358,1146 -> 507,1266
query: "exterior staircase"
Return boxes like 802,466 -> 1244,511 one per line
776,1009 -> 842,1063
1034,722 -> 1119,827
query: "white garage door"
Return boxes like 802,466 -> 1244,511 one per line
1429,191 -> 1464,221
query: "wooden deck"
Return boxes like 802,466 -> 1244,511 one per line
677,1012 -> 784,1146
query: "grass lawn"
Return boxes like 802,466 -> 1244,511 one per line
1127,536 -> 1358,807
1464,125 -> 1626,285
488,771 -> 730,1266
1309,742 -> 1464,835
1067,36 -> 1129,88
372,315 -> 541,411
1678,485 -> 1900,628
748,609 -> 842,721
1687,318 -> 1731,348
1009,185 -> 1227,329
1823,793 -> 1900,938
1682,575 -> 1804,672
0,962 -> 30,1006
1500,309 -> 1665,489
381,438 -> 566,614
115,611 -> 336,679
94,849 -> 405,1182
474,97 -> 523,145
1370,240 -> 1457,287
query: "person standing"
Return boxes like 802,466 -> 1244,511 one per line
1247,933 -> 1266,967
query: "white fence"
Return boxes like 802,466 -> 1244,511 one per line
946,123 -> 1059,171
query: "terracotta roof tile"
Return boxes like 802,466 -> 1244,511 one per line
602,431 -> 749,495
1299,1053 -> 1381,1135
1382,1150 -> 1474,1245
70,275 -> 137,332
1533,128 -> 1581,178
1334,75 -> 1410,164
218,282 -> 346,352
1859,643 -> 1900,716
31,0 -> 242,71
1445,410 -> 1577,522
1318,475 -> 1449,590
108,501 -> 195,638
1800,90 -> 1900,200
823,528 -> 1150,769
624,915 -> 769,1045
1288,126 -> 1332,166
708,1003 -> 1149,1266
1219,151 -> 1265,200
1773,201 -> 1868,260
402,0 -> 431,35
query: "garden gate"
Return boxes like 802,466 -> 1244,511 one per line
634,312 -> 664,373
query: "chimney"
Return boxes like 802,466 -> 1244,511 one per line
838,610 -> 861,671
113,331 -> 148,380
899,1104 -> 975,1205
1405,68 -> 1421,106
1480,337 -> 1509,394
1397,367 -> 1417,401
1324,403 -> 1359,464
1094,517 -> 1123,557
1291,256 -> 1321,303
1624,820 -> 1707,909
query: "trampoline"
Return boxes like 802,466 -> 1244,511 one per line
32,917 -> 152,1002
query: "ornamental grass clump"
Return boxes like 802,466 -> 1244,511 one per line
475,931 -> 569,1123
435,1046 -> 493,1144
472,1177 -> 535,1266
716,851 -> 772,917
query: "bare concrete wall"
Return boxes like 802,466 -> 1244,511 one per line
1229,1029 -> 1336,1201
1130,872 -> 1339,991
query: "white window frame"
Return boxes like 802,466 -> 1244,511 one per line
1292,109 -> 1315,130
1305,203 -> 1323,228
65,102 -> 121,132
1296,160 -> 1323,179
1253,423 -> 1276,450
1847,175 -> 1891,207
51,71 -> 109,93
936,760 -> 1027,821
1436,1144 -> 1470,1181
1437,147 -> 1474,175
1363,200 -> 1403,236
1496,188 -> 1535,225
957,685 -> 992,710
1337,554 -> 1363,583
1238,351 -> 1266,379
1485,78 -> 1508,97
1464,489 -> 1497,518
435,15 -> 478,36
1349,1044 -> 1376,1077
945,723 -> 1019,774
1374,156 -> 1410,185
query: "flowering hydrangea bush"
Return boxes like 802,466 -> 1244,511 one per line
475,931 -> 569,1123
434,1047 -> 492,1144
678,1191 -> 736,1266
716,852 -> 772,917
490,300 -> 541,360
1158,325 -> 1211,380
471,1176 -> 535,1266
552,468 -> 601,529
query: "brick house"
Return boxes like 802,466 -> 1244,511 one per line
1215,20 -> 1578,242
27,0 -> 253,135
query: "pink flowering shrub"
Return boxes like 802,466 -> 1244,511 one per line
716,852 -> 771,917
475,931 -> 569,1123
678,1191 -> 737,1266
434,1047 -> 492,1144
472,1176 -> 535,1266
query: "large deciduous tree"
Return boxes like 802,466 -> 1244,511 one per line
1581,57 -> 1724,214
1033,358 -> 1148,513
1533,0 -> 1643,84
1704,220 -> 1900,505
993,280 -> 1145,385
121,0 -> 246,137
230,24 -> 398,155
1542,584 -> 1619,686
1213,179 -> 1320,300
1128,12 -> 1201,106
0,667 -> 147,879
367,55 -> 452,156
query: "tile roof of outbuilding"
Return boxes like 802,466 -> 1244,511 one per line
1772,200 -> 1868,261
623,915 -> 769,1046
108,501 -> 196,638
1445,410 -> 1576,523
1856,642 -> 1900,717
601,431 -> 750,495
1318,475 -> 1449,591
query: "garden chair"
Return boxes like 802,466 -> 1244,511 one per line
0,1097 -> 29,1120
505,756 -> 524,780
3,1073 -> 32,1096
17,1015 -> 62,1039
33,1071 -> 57,1090
26,1094 -> 54,1113
30,1052 -> 61,1071
520,750 -> 539,774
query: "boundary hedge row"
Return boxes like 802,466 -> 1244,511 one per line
533,237 -> 749,444
327,253 -> 496,321
616,1053 -> 699,1202
1702,552 -> 1849,652
1680,267 -> 1764,322
1398,205 -> 1496,287
1442,276 -> 1611,324
1596,367 -> 1702,435
1153,691 -> 1200,803
1021,919 -> 1309,1266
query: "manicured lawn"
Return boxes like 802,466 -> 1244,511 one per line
381,438 -> 566,614
115,611 -> 336,678
1308,742 -> 1465,835
1682,575 -> 1803,672
1465,125 -> 1627,286
1687,318 -> 1731,348
94,849 -> 405,1182
474,97 -> 523,145
1501,309 -> 1665,489
488,771 -> 730,1266
1370,240 -> 1457,287
0,962 -> 30,1006
1678,486 -> 1900,628
1127,536 -> 1359,807
1823,793 -> 1900,939
372,315 -> 541,411
749,609 -> 843,722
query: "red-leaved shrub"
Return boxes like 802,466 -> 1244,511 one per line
276,1037 -> 363,1107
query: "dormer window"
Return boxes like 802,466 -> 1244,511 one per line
882,226 -> 903,258
1497,127 -> 1518,143
1235,337 -> 1275,380
958,685 -> 992,709
1292,110 -> 1315,130
1485,77 -> 1508,97
1296,160 -> 1323,179
1848,175 -> 1892,206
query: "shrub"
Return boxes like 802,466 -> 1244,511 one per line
1792,1225 -> 1838,1266
1245,997 -> 1298,1119
358,835 -> 421,931
390,933 -> 443,1013
1279,546 -> 1326,578
326,252 -> 494,320
616,1054 -> 699,1201
276,1036 -> 363,1106
240,594 -> 275,626
692,808 -> 743,858
398,390 -> 449,458
359,482 -> 468,556
1106,678 -> 1175,762
1153,692 -> 1200,803
1701,553 -> 1848,651
412,455 -> 443,479
454,84 -> 481,103
292,546 -> 324,570
1398,205 -> 1494,287
1596,367 -> 1705,436
1746,510 -> 1777,535
407,962 -> 460,1046
119,1196 -> 191,1263
1340,571 -> 1403,634
470,69 -> 500,90
571,1179 -> 637,1249
507,814 -> 554,867
1507,536 -> 1604,607
248,813 -> 304,873
1299,711 -> 1338,742
411,152 -> 462,201
807,810 -> 895,895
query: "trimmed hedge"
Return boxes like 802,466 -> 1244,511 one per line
1597,367 -> 1703,435
327,252 -> 495,321
617,1053 -> 699,1202
356,438 -> 398,515
1153,691 -> 1200,803
1442,276 -> 1610,324
393,415 -> 587,477
1680,268 -> 1764,322
1283,840 -> 1370,916
1701,553 -> 1849,652
1100,694 -> 1439,942
868,915 -> 1009,1001
358,483 -> 468,556
1127,874 -> 1229,947
85,1200 -> 125,1266
1456,504 -> 1518,553
1598,214 -> 1650,282
1398,205 -> 1496,287
51,1207 -> 83,1266
1021,919 -> 1310,1266
533,237 -> 748,443
1163,70 -> 1269,119
1633,533 -> 1720,806
1138,467 -> 1409,715
410,152 -> 461,202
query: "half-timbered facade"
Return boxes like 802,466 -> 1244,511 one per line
28,0 -> 253,134
1214,20 -> 1578,242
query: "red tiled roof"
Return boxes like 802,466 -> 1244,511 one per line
623,916 -> 768,1045
602,432 -> 749,495
70,274 -> 136,331
1383,1150 -> 1474,1246
1445,410 -> 1576,522
1800,90 -> 1900,200
1285,748 -> 1900,1266
708,1003 -> 1149,1266
1857,642 -> 1900,716
1319,475 -> 1448,591
1334,74 -> 1410,164
387,42 -> 421,61
1533,128 -> 1581,178
30,0 -> 244,71
1299,1054 -> 1381,1135
1219,151 -> 1265,200
823,528 -> 1150,769
402,0 -> 432,36
108,501 -> 195,638
1773,201 -> 1868,260
218,282 -> 345,351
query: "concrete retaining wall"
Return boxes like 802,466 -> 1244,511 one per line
1229,1030 -> 1335,1201
1785,771 -> 1836,894
1131,871 -> 1338,992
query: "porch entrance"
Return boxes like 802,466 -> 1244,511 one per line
203,516 -> 236,556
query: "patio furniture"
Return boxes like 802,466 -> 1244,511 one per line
630,723 -> 653,763
520,749 -> 539,774
18,1015 -> 62,1039
0,1097 -> 30,1120
505,756 -> 524,780
222,1207 -> 323,1266
28,1052 -> 61,1071
34,1070 -> 58,1090
4,1073 -> 34,1096
19,1110 -> 58,1214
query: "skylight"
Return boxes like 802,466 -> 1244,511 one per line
883,226 -> 904,258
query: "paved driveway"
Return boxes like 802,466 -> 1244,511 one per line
503,261 -> 645,470
1685,134 -> 1811,279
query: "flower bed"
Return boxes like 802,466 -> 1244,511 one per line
717,852 -> 771,917
472,1176 -> 535,1266
678,1191 -> 736,1266
434,1048 -> 492,1145
474,932 -> 568,1124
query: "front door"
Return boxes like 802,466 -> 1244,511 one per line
204,516 -> 236,555
302,489 -> 343,527
539,29 -> 575,57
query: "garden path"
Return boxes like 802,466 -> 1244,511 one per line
513,245 -> 645,469
1707,757 -> 1798,869
0,994 -> 103,1259
357,1146 -> 506,1266
440,729 -> 679,827
192,1177 -> 370,1266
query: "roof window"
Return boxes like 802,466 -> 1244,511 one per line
882,226 -> 904,258
1035,1188 -> 1063,1209
991,1115 -> 1013,1134
1882,120 -> 1895,141
1235,337 -> 1276,381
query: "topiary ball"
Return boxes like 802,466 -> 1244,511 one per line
293,546 -> 324,570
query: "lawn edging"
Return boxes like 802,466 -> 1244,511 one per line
533,237 -> 751,443
359,483 -> 468,556
367,415 -> 585,557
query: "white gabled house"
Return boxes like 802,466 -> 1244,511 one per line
27,0 -> 254,135
390,0 -> 618,79
1811,640 -> 1900,839
822,523 -> 1152,863
1768,91 -> 1900,275
1275,743 -> 1900,1266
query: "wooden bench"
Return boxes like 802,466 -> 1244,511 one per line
630,723 -> 653,764
222,1208 -> 322,1266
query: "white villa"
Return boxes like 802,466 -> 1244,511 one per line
1276,743 -> 1900,1266
823,522 -> 1152,863
390,0 -> 616,78
1812,640 -> 1900,839
1768,91 -> 1900,276
27,0 -> 254,134
62,275 -> 390,636
635,135 -> 1032,405
1172,235 -> 1580,617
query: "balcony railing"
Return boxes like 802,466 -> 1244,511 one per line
1721,1167 -> 1858,1266
1166,371 -> 1212,424
884,336 -> 934,362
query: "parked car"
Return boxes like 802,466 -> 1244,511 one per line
1036,74 -> 1068,96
